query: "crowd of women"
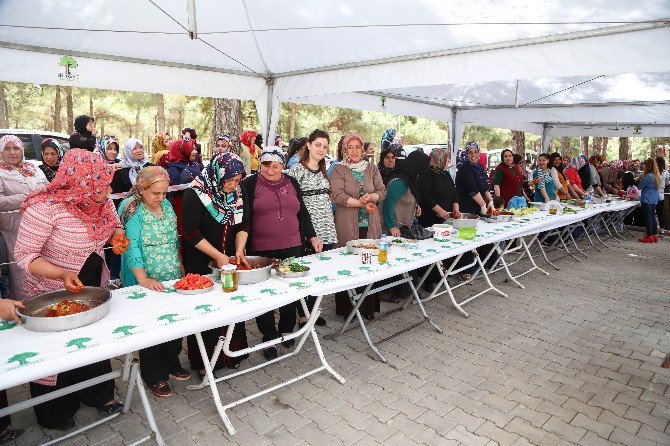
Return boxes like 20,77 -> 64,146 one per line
0,117 -> 666,440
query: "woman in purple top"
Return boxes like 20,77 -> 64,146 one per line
235,147 -> 321,360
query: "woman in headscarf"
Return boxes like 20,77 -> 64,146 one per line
377,148 -> 397,185
418,148 -> 460,227
150,132 -> 170,165
601,160 -> 622,195
381,128 -> 396,153
68,114 -> 97,151
492,149 -> 524,207
564,156 -> 588,198
455,142 -> 495,215
118,167 -> 189,397
38,138 -> 64,182
235,147 -> 320,360
383,150 -> 430,237
549,152 -> 576,200
99,136 -> 121,167
575,154 -> 592,193
165,138 -> 201,185
588,155 -> 605,197
213,134 -> 231,156
182,152 -> 250,375
0,135 -> 49,299
14,149 -> 127,430
240,130 -> 261,174
110,138 -> 153,195
330,134 -> 386,319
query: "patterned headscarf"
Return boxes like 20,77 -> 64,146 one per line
121,138 -> 148,185
240,130 -> 259,154
39,139 -> 65,182
0,134 -> 37,177
259,147 -> 286,164
608,160 -> 624,182
22,149 -> 116,242
429,147 -> 449,172
381,128 -> 396,152
190,152 -> 245,225
98,135 -> 120,164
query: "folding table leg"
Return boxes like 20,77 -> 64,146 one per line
533,234 -> 560,270
124,358 -> 165,445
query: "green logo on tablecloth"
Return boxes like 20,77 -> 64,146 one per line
313,276 -> 330,283
66,337 -> 93,350
359,266 -> 374,272
289,281 -> 309,290
298,260 -> 312,265
158,314 -> 183,324
317,255 -> 332,261
195,304 -> 217,314
260,289 -> 281,296
231,295 -> 250,303
0,321 -> 17,331
113,325 -> 138,337
395,257 -> 412,263
337,270 -> 352,276
427,249 -> 437,253
163,287 -> 177,293
127,290 -> 147,300
339,251 -> 353,256
7,352 -> 38,367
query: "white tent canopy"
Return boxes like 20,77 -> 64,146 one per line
1,0 -> 669,149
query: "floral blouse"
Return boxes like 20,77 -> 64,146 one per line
351,170 -> 369,228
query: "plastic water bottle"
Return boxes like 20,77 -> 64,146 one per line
378,234 -> 388,264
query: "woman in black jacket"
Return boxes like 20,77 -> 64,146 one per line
418,148 -> 460,227
235,148 -> 320,360
68,114 -> 97,151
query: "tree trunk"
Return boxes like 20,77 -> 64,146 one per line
602,137 -> 608,160
53,85 -> 62,132
289,103 -> 296,139
156,93 -> 165,133
0,82 -> 8,128
560,137 -> 570,157
592,137 -> 602,156
618,137 -> 630,160
100,123 -> 105,137
134,108 -> 140,137
580,137 -> 589,155
65,86 -> 74,133
212,98 -> 242,156
89,96 -> 93,117
510,130 -> 526,157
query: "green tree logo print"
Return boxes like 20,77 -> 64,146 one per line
7,352 -> 38,367
195,304 -> 215,314
313,276 -> 329,283
337,270 -> 352,277
260,289 -> 280,297
127,290 -> 147,300
317,255 -> 332,261
358,266 -> 374,272
231,295 -> 249,303
59,56 -> 78,75
113,325 -> 137,337
66,337 -> 93,350
0,321 -> 17,331
157,314 -> 182,324
289,282 -> 309,290
163,287 -> 177,293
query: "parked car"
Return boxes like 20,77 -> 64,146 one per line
0,129 -> 71,163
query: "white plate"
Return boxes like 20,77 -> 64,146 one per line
175,284 -> 216,295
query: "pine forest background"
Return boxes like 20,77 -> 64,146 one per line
0,81 -> 667,162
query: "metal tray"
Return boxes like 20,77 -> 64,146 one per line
444,213 -> 479,229
17,287 -> 111,332
175,284 -> 216,295
275,269 -> 310,278
346,239 -> 380,255
229,256 -> 273,285
481,213 -> 514,222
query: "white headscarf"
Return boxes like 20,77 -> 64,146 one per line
121,138 -> 148,185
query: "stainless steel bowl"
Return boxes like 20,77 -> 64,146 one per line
444,213 -> 479,229
17,287 -> 111,332
228,256 -> 273,285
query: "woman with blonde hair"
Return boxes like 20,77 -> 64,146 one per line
637,158 -> 662,243
150,132 -> 170,166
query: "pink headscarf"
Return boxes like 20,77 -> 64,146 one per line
22,149 -> 117,242
0,134 -> 37,177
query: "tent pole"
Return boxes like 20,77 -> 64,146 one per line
541,124 -> 551,153
265,78 -> 275,145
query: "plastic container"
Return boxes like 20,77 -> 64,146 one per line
457,227 -> 477,240
220,264 -> 238,292
378,240 -> 388,264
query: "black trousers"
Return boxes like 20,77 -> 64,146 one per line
251,245 -> 302,342
0,390 -> 9,432
298,243 -> 335,318
139,338 -> 183,386
30,360 -> 114,429
186,322 -> 249,371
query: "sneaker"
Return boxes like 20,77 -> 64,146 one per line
97,401 -> 123,415
652,235 -> 660,242
638,236 -> 655,243
263,347 -> 278,360
149,380 -> 172,398
169,367 -> 192,381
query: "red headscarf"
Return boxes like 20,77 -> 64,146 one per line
21,149 -> 117,242
167,139 -> 195,163
240,130 -> 258,154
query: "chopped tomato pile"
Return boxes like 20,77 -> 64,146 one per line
45,300 -> 91,317
174,273 -> 214,290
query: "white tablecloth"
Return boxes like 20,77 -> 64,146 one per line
0,200 -> 636,390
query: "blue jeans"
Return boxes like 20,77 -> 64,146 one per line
641,202 -> 658,236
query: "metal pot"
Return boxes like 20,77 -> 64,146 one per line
220,256 -> 273,285
444,213 -> 479,229
17,287 -> 111,332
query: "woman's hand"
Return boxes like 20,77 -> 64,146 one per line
452,209 -> 461,219
139,277 -> 165,292
179,263 -> 186,277
416,206 -> 422,217
61,270 -> 84,294
310,237 -> 323,253
214,253 -> 230,268
234,250 -> 250,268
390,227 -> 401,237
0,299 -> 24,324
364,202 -> 377,213
359,193 -> 371,205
